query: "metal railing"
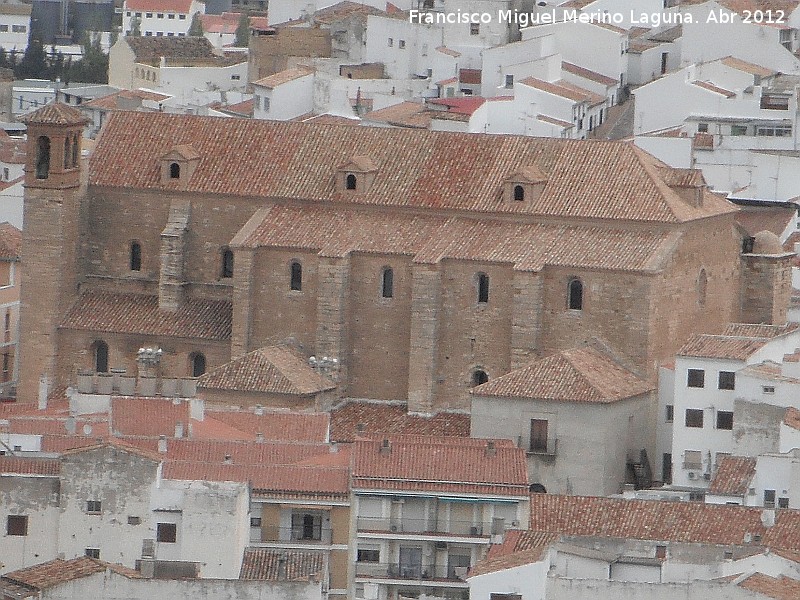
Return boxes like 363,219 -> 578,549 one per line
356,562 -> 470,581
252,525 -> 333,544
356,517 -> 488,537
528,438 -> 558,456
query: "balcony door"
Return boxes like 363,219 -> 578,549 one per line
399,546 -> 422,578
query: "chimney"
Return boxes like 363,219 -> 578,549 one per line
380,438 -> 391,454
38,375 -> 50,410
224,453 -> 232,464
255,432 -> 264,443
158,435 -> 168,454
486,440 -> 496,457
189,398 -> 204,421
254,404 -> 264,416
761,508 -> 776,528
174,421 -> 184,439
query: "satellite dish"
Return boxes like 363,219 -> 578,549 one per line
83,424 -> 92,436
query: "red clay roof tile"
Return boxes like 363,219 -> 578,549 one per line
329,401 -> 469,442
708,456 -> 756,496
239,548 -> 324,581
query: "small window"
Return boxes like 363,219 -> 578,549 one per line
128,516 -> 141,525
94,341 -> 109,374
399,40 -> 406,49
250,516 -> 262,527
731,124 -> 747,136
698,123 -> 708,133
169,162 -> 180,179
513,185 -> 524,201
221,249 -> 234,278
130,241 -> 142,272
685,409 -> 704,428
72,134 -> 79,167
666,404 -> 674,423
157,522 -> 177,543
763,385 -> 775,394
388,37 -> 393,47
471,369 -> 488,387
716,411 -> 733,430
86,500 -> 102,513
290,261 -> 303,291
718,371 -> 735,390
568,278 -> 583,310
505,74 -> 514,88
655,545 -> 667,559
477,273 -> 489,303
778,497 -> 789,509
190,353 -> 206,377
684,450 -> 702,469
357,548 -> 380,562
146,12 -> 153,17
470,22 -> 479,35
530,418 -> 548,453
346,173 -> 357,190
85,548 -> 100,559
381,267 -> 394,299
7,515 -> 27,536
764,489 -> 776,509
64,137 -> 71,169
687,368 -> 705,388
36,136 -> 51,179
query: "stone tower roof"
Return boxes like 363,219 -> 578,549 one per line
752,230 -> 785,254
19,102 -> 88,126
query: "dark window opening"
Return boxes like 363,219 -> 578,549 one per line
513,185 -> 524,201
568,278 -> 583,310
778,497 -> 789,509
221,249 -> 234,278
357,548 -> 380,562
157,522 -> 177,543
191,353 -> 206,377
94,342 -> 109,374
291,513 -> 322,540
687,368 -> 705,388
718,371 -> 735,390
169,162 -> 180,179
530,419 -> 548,453
477,273 -> 489,303
471,369 -> 488,387
7,515 -> 27,536
666,405 -> 674,422
130,241 -> 142,272
290,261 -> 302,291
85,548 -> 100,559
72,134 -> 79,167
86,500 -> 102,513
716,410 -> 733,430
36,136 -> 50,179
656,545 -> 667,559
381,267 -> 394,298
685,408 -> 704,428
64,137 -> 71,169
742,236 -> 755,253
346,173 -> 357,190
764,489 -> 776,509
662,453 -> 672,484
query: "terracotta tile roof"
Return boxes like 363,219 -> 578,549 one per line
149,438 -> 331,465
90,112 -> 738,224
720,56 -> 777,77
723,323 -> 800,338
125,0 -> 194,12
735,207 -> 794,237
528,495 -> 800,550
125,37 -> 245,67
677,335 -> 769,360
40,435 -> 105,452
206,407 -> 330,443
236,205 -> 678,272
83,89 -> 171,111
459,68 -> 481,84
537,114 -> 573,128
708,456 -> 756,496
561,61 -> 617,86
199,345 -> 335,395
60,292 -> 232,340
691,80 -> 736,98
301,114 -> 360,125
311,1 -> 390,24
0,456 -> 60,476
436,46 -> 461,57
472,347 -> 653,402
784,407 -> 800,431
163,461 -> 349,495
738,573 -> 800,599
253,66 -> 314,89
9,416 -> 110,438
19,102 -> 88,126
220,97 -> 254,117
351,438 -> 528,496
240,548 -> 324,581
693,132 -> 714,149
110,396 -> 189,437
468,546 -> 550,578
0,221 -> 21,259
739,361 -> 800,383
2,557 -> 138,590
330,401 -> 469,443
428,97 -> 486,115
60,439 -> 165,462
519,77 -> 605,105
363,101 -> 430,129
484,529 -> 560,560
200,12 -> 242,35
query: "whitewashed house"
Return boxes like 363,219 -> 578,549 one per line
253,67 -> 315,120
122,0 -> 206,38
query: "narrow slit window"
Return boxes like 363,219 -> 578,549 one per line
477,273 -> 489,303
290,261 -> 303,291
130,241 -> 142,271
221,249 -> 234,278
169,162 -> 180,179
568,278 -> 583,310
346,173 -> 357,190
513,185 -> 524,201
94,341 -> 109,373
190,353 -> 206,377
36,136 -> 50,179
381,267 -> 394,298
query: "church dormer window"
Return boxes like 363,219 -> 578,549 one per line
170,162 -> 180,179
513,185 -> 525,201
346,173 -> 357,190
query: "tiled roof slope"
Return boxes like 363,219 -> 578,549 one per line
206,408 -> 329,443
240,549 -> 324,581
351,438 -> 528,496
2,557 -> 138,590
198,345 -> 335,395
125,36 -> 218,64
0,221 -> 21,259
784,407 -> 800,431
471,347 -> 653,402
329,401 -> 469,442
19,102 -> 88,125
235,205 -> 677,272
708,456 -> 756,496
145,438 -> 332,465
60,292 -> 232,340
528,495 -> 800,550
678,335 -> 768,360
467,546 -> 551,578
738,573 -> 800,600
723,323 -> 799,338
0,456 -> 61,476
90,112 -> 737,223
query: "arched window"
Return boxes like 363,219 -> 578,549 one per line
72,134 -> 79,167
93,341 -> 109,373
568,278 -> 583,310
471,369 -> 488,387
221,248 -> 234,278
477,273 -> 489,304
130,241 -> 142,272
170,162 -> 180,179
698,269 -> 707,308
381,267 -> 394,298
190,352 -> 206,377
346,173 -> 357,190
513,185 -> 525,201
36,136 -> 50,179
290,261 -> 302,291
63,137 -> 71,169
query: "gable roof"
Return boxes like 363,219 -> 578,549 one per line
737,573 -> 800,600
330,401 -> 469,442
124,37 -> 245,67
90,112 -> 738,224
253,66 -> 314,89
2,557 -> 138,590
708,455 -> 756,496
677,334 -> 769,360
240,549 -> 324,581
205,407 -> 330,443
471,347 -> 653,403
561,61 -> 617,86
19,102 -> 88,126
0,221 -> 21,259
198,344 -> 335,395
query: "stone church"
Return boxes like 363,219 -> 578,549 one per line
15,103 -> 793,413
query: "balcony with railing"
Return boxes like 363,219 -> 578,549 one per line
251,525 -> 333,545
356,517 -> 489,538
355,562 -> 470,583
528,438 -> 558,456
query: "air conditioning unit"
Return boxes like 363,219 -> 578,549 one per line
390,525 -> 398,532
469,526 -> 480,536
435,541 -> 447,550
703,473 -> 711,481
511,520 -> 520,527
687,472 -> 697,480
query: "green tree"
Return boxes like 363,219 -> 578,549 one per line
234,13 -> 249,47
66,33 -> 109,84
188,12 -> 204,36
17,35 -> 47,79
